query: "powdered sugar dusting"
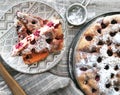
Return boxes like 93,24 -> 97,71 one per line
75,15 -> 120,95
113,32 -> 120,44
12,19 -> 60,56
100,45 -> 108,57
98,57 -> 120,95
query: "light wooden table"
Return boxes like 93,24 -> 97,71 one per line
0,0 -> 120,94
0,0 -> 120,80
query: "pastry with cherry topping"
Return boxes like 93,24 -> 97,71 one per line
12,12 -> 64,64
75,15 -> 120,95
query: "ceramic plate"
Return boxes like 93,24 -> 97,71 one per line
0,1 -> 66,74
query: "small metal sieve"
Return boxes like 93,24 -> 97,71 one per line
66,0 -> 91,26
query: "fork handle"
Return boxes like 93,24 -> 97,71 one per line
0,62 -> 27,95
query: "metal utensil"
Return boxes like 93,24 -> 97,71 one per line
66,0 -> 91,26
0,55 -> 27,95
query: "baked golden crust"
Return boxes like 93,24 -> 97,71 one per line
77,71 -> 99,95
75,15 -> 120,95
23,51 -> 49,64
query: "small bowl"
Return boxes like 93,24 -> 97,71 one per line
66,3 -> 87,26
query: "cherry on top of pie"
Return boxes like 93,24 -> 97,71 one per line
12,12 -> 64,64
75,14 -> 120,95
